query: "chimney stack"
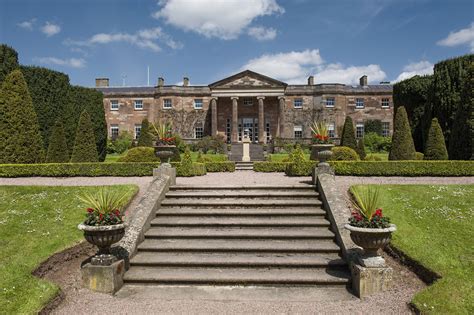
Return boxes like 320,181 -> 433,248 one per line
359,75 -> 368,87
95,78 -> 109,87
307,76 -> 314,85
158,77 -> 164,87
183,77 -> 189,87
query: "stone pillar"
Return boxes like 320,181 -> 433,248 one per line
257,96 -> 265,144
231,97 -> 239,143
278,97 -> 285,138
211,98 -> 217,136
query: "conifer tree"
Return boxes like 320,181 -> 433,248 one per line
424,118 -> 448,160
0,44 -> 19,83
340,116 -> 357,151
70,110 -> 98,162
389,106 -> 416,160
46,119 -> 69,163
356,138 -> 366,160
0,70 -> 44,163
137,118 -> 153,147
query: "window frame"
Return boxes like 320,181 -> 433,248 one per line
134,99 -> 143,110
110,100 -> 119,111
243,98 -> 253,106
293,125 -> 303,139
293,98 -> 303,109
194,98 -> 203,110
134,124 -> 142,140
163,98 -> 172,109
325,97 -> 335,108
110,124 -> 119,139
355,98 -> 365,109
328,122 -> 336,138
356,123 -> 365,138
381,98 -> 390,108
194,125 -> 204,139
382,122 -> 390,137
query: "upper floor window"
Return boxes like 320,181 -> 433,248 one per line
134,100 -> 143,110
243,98 -> 253,106
294,98 -> 303,109
381,98 -> 390,108
294,125 -> 303,139
194,99 -> 203,109
356,123 -> 364,138
110,100 -> 119,111
382,122 -> 390,137
328,122 -> 336,138
110,124 -> 119,139
134,124 -> 141,140
325,97 -> 335,108
163,99 -> 172,109
356,98 -> 364,109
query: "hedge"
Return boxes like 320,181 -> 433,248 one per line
204,161 -> 235,172
285,161 -> 317,176
254,162 -> 288,172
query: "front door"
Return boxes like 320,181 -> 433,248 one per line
239,118 -> 258,142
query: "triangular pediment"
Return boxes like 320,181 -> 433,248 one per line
209,70 -> 287,89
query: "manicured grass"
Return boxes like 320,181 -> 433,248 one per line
104,152 -> 127,162
268,153 -> 310,161
0,185 -> 138,314
351,184 -> 474,314
365,152 -> 389,160
185,152 -> 228,162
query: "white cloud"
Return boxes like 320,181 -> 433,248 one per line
65,27 -> 182,53
41,22 -> 61,37
17,18 -> 36,30
34,57 -> 86,68
247,26 -> 277,41
394,60 -> 434,82
437,22 -> 474,52
153,0 -> 284,40
240,49 -> 386,85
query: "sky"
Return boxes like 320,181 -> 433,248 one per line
1,0 -> 473,87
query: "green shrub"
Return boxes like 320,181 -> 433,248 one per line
365,154 -> 382,161
112,131 -> 133,154
117,147 -> 158,162
70,110 -> 98,163
330,161 -> 474,176
340,116 -> 358,152
254,162 -> 288,172
285,145 -> 315,176
46,120 -> 69,163
364,120 -> 383,135
424,118 -> 448,160
330,146 -> 359,161
0,44 -> 19,83
176,148 -> 194,176
356,138 -> 366,160
137,118 -> 153,147
0,70 -> 45,164
364,132 -> 391,153
389,106 -> 416,160
415,152 -> 424,160
174,162 -> 206,177
196,136 -> 225,154
204,161 -> 235,172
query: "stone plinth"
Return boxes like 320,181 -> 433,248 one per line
242,136 -> 250,162
351,263 -> 393,299
81,259 -> 125,294
153,165 -> 176,185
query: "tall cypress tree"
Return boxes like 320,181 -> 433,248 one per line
70,110 -> 98,162
340,116 -> 357,151
356,138 -> 366,160
389,106 -> 416,160
0,44 -> 19,83
0,70 -> 44,163
137,118 -> 153,147
46,119 -> 69,163
424,118 -> 448,160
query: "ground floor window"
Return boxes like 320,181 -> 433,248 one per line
294,125 -> 303,139
356,123 -> 364,138
328,122 -> 336,138
266,122 -> 271,143
226,118 -> 231,143
194,124 -> 204,139
382,121 -> 390,137
134,124 -> 141,140
110,124 -> 119,140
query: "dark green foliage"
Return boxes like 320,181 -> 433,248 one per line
196,135 -> 226,154
46,120 -> 69,163
330,146 -> 359,161
0,70 -> 44,163
285,145 -> 312,176
0,44 -> 19,83
117,147 -> 158,162
176,148 -> 195,176
389,107 -> 416,160
109,131 -> 133,154
424,118 -> 448,160
204,162 -> 235,172
70,111 -> 98,163
340,116 -> 357,151
364,132 -> 392,153
254,162 -> 289,172
137,119 -> 153,147
364,120 -> 383,135
356,138 -> 366,160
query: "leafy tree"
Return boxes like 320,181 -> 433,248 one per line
364,120 -> 383,135
389,106 -> 416,160
340,116 -> 357,151
356,138 -> 367,160
137,118 -> 153,147
0,70 -> 44,163
70,110 -> 98,162
46,119 -> 69,163
424,118 -> 448,160
0,44 -> 19,83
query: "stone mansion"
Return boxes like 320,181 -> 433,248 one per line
96,70 -> 393,144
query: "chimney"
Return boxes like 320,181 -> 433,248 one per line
183,77 -> 189,87
95,78 -> 109,87
359,75 -> 368,87
307,76 -> 314,85
158,77 -> 164,87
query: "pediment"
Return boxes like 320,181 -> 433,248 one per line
209,70 -> 287,89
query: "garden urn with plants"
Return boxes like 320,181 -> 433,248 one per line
77,189 -> 128,266
153,120 -> 176,165
344,186 -> 396,267
310,121 -> 334,161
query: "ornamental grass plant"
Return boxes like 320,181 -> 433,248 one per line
349,186 -> 391,228
77,188 -> 128,226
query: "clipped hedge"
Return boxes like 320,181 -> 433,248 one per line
330,161 -> 474,177
285,161 -> 317,176
204,161 -> 235,172
254,162 -> 288,172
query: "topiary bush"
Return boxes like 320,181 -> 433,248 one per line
254,162 -> 289,172
137,118 -> 153,147
176,147 -> 195,176
389,106 -> 416,160
340,116 -> 358,152
70,110 -> 98,162
46,120 -> 69,163
117,147 -> 158,162
204,161 -> 235,172
0,70 -> 45,164
424,118 -> 448,160
364,132 -> 391,153
356,138 -> 366,160
330,146 -> 360,161
0,44 -> 19,83
285,144 -> 313,176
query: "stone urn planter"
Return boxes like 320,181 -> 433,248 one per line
78,223 -> 126,265
317,149 -> 333,164
154,144 -> 176,165
310,144 -> 334,160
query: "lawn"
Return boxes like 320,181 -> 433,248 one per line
0,185 -> 138,314
268,153 -> 310,161
351,184 -> 474,314
365,152 -> 389,160
104,151 -> 227,162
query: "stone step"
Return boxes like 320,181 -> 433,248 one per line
144,227 -> 335,239
156,207 -> 326,216
137,239 -> 340,253
130,252 -> 346,268
165,191 -> 318,198
160,199 -> 322,207
123,267 -> 351,286
150,216 -> 330,227
169,185 -> 315,191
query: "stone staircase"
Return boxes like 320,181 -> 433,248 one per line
235,161 -> 254,171
124,185 -> 350,287
229,144 -> 265,161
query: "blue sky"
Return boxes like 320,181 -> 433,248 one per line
1,0 -> 473,87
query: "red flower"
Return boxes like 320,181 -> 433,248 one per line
99,213 -> 103,221
87,208 -> 94,213
373,209 -> 383,218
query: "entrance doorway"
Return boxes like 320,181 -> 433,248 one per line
238,118 -> 258,143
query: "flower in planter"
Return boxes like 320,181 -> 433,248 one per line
349,186 -> 391,228
152,120 -> 176,145
310,121 -> 332,144
78,189 -> 127,226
